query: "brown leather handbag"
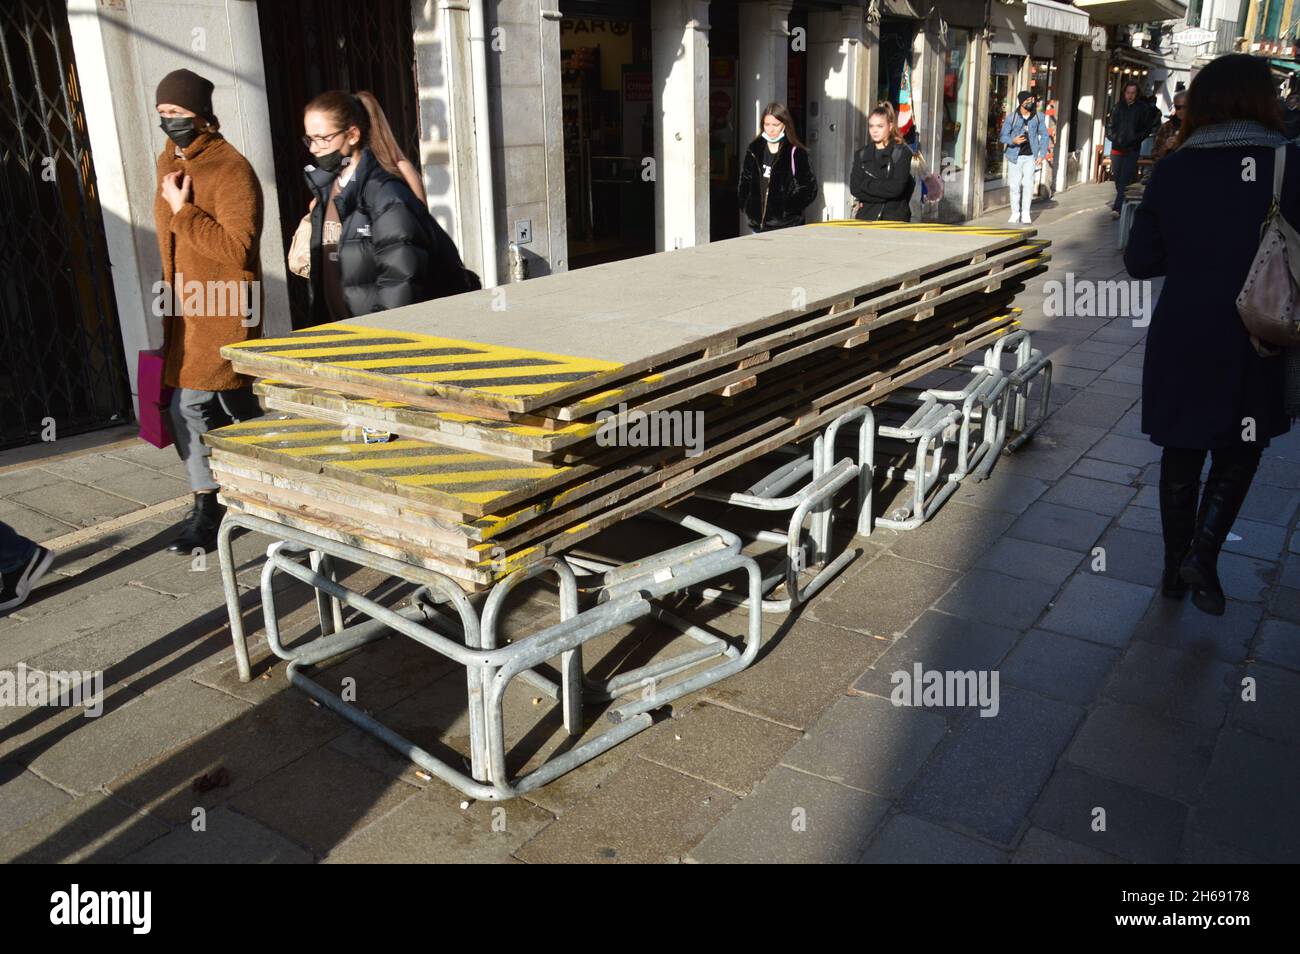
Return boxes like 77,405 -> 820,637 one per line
1237,144 -> 1300,356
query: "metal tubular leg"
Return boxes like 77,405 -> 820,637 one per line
481,558 -> 582,735
217,515 -> 252,682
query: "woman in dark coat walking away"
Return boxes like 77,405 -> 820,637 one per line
1124,54 -> 1296,616
737,103 -> 818,232
851,103 -> 916,222
301,90 -> 473,326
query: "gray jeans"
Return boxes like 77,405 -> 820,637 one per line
171,386 -> 262,493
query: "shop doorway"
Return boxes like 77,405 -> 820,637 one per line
559,1 -> 654,269
985,53 -> 1023,190
0,0 -> 133,449
256,0 -> 421,328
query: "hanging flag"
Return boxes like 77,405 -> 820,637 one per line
896,58 -> 914,138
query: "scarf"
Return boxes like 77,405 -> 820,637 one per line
1179,121 -> 1300,418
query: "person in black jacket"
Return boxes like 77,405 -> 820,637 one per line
1124,54 -> 1294,616
1105,81 -> 1160,218
851,104 -> 916,221
737,103 -> 818,232
301,90 -> 472,325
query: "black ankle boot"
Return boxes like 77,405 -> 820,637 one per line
1159,470 -> 1198,598
168,493 -> 225,554
1180,456 -> 1257,616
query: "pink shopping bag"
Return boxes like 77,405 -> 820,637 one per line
137,349 -> 174,449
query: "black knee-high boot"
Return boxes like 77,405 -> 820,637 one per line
1180,447 -> 1261,616
1158,448 -> 1202,598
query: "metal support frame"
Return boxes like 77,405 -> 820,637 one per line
976,328 -> 1053,476
211,329 -> 1054,799
862,392 -> 963,531
217,508 -> 762,800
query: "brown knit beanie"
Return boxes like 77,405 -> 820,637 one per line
155,69 -> 216,124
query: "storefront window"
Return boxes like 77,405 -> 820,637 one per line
1031,58 -> 1057,164
877,18 -> 919,113
1030,58 -> 1055,104
938,28 -> 972,222
985,53 -> 1023,184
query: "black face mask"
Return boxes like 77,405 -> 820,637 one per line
313,149 -> 346,174
159,116 -> 200,148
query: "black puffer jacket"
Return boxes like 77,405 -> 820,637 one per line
850,142 -> 915,222
737,137 -> 818,232
1106,99 -> 1161,152
305,147 -> 472,325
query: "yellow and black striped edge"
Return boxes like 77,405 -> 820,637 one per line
222,322 -> 624,414
812,220 -> 1034,236
204,414 -> 590,518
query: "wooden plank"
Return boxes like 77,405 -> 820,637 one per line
217,310 -> 1017,562
224,318 -> 1017,591
223,226 -> 1040,415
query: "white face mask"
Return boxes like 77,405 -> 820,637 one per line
761,130 -> 785,143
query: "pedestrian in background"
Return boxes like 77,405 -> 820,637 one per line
1283,91 -> 1300,140
301,90 -> 473,327
737,102 -> 819,232
1106,81 -> 1161,219
154,68 -> 264,555
0,521 -> 53,615
1124,54 -> 1295,616
850,103 -> 915,222
999,91 -> 1049,224
1153,90 -> 1186,161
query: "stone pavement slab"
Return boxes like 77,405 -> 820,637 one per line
902,687 -> 1083,845
323,785 -> 554,864
226,746 -> 420,857
26,678 -> 250,796
1030,764 -> 1187,864
516,756 -> 737,863
1037,572 -> 1154,647
810,553 -> 961,637
121,807 -> 312,864
701,618 -> 887,730
1065,702 -> 1215,803
1191,729 -> 1300,863
639,702 -> 801,796
782,693 -> 948,797
1000,629 -> 1119,706
688,765 -> 889,864
859,813 -> 1007,864
0,791 -> 171,863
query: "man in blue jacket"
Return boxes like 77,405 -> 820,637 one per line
999,91 -> 1050,224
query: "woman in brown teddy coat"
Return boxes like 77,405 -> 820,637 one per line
153,68 -> 264,553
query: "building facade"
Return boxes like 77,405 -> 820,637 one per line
5,0 -> 1167,447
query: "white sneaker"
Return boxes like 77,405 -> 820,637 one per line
1021,213 -> 1033,224
1007,212 -> 1020,223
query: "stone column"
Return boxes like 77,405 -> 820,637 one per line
652,0 -> 711,250
738,0 -> 793,232
806,5 -> 868,222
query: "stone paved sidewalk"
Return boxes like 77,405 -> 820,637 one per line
1,183 -> 1296,863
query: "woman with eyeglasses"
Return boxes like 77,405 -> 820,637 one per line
299,90 -> 474,326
